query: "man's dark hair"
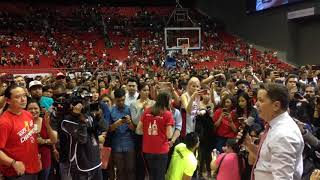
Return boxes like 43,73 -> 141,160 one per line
4,84 -> 22,99
285,74 -> 299,85
43,85 -> 52,92
52,83 -> 66,91
114,88 -> 126,98
264,68 -> 272,77
184,132 -> 199,149
260,83 -> 289,110
127,77 -> 137,84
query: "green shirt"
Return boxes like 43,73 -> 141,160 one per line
166,143 -> 197,180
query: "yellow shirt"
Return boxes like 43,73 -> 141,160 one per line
166,143 -> 197,180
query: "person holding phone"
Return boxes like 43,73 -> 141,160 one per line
212,95 -> 239,152
181,77 -> 201,134
108,88 -> 136,180
235,92 -> 263,129
211,139 -> 245,180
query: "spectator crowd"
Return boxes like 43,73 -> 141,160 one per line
1,62 -> 320,180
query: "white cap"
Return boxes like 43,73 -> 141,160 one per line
29,80 -> 43,89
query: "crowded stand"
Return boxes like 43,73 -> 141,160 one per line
1,2 -> 320,180
0,3 -> 292,73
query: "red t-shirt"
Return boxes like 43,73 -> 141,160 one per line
141,109 -> 174,154
100,89 -> 109,96
212,108 -> 239,138
0,110 -> 41,177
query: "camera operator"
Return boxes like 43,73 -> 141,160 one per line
295,118 -> 320,180
50,85 -> 107,180
288,81 -> 312,125
303,84 -> 320,126
304,84 -> 320,127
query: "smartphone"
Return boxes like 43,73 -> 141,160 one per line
222,108 -> 228,113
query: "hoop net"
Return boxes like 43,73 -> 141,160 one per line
181,44 -> 189,55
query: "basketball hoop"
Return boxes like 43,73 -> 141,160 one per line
164,27 -> 201,50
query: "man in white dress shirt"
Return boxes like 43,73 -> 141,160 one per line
125,78 -> 139,106
252,83 -> 304,180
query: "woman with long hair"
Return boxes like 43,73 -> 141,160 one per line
235,92 -> 263,129
130,82 -> 155,125
130,82 -> 155,180
136,92 -> 174,180
212,94 -> 239,152
211,139 -> 245,180
195,89 -> 215,178
26,99 -> 57,180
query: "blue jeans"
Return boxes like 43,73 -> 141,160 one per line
144,153 -> 168,180
59,162 -> 72,180
38,167 -> 50,180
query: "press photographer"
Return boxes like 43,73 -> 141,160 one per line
295,119 -> 320,180
303,84 -> 320,126
50,86 -> 107,180
289,84 -> 320,129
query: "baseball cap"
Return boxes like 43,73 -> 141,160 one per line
56,72 -> 66,78
29,80 -> 43,89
